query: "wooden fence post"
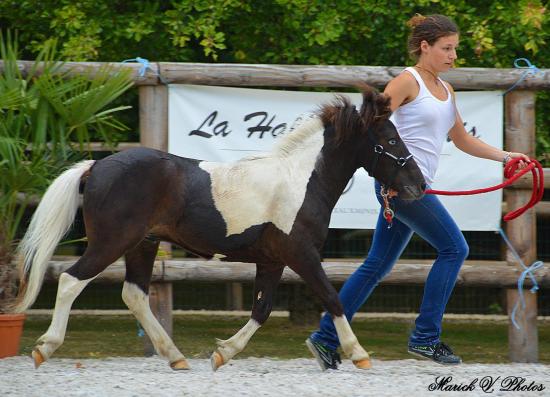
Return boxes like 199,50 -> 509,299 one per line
143,282 -> 173,356
288,284 -> 323,326
138,84 -> 174,356
226,282 -> 244,310
139,84 -> 168,150
504,90 -> 538,362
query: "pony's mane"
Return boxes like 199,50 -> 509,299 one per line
236,117 -> 323,162
242,85 -> 391,161
318,84 -> 392,146
271,116 -> 324,157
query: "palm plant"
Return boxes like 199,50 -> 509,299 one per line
0,32 -> 134,309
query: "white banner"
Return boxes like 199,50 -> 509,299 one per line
169,84 -> 503,231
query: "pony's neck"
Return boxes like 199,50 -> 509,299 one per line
314,134 -> 363,207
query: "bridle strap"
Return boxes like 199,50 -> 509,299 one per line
367,142 -> 414,184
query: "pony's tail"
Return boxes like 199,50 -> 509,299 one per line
8,160 -> 95,313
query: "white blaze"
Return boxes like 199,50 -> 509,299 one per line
200,117 -> 324,236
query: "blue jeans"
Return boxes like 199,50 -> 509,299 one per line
311,181 -> 469,350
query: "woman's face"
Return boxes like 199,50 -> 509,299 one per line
420,33 -> 459,72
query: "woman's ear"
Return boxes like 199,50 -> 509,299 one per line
420,39 -> 430,54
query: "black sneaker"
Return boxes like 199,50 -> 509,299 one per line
306,337 -> 342,371
408,342 -> 462,365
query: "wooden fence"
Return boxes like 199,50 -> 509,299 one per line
6,60 -> 550,362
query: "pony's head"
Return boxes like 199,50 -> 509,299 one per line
320,86 -> 426,200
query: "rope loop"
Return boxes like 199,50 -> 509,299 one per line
499,228 -> 544,330
121,57 -> 167,84
121,57 -> 151,77
502,58 -> 540,95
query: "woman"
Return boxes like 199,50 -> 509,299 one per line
306,14 -> 529,369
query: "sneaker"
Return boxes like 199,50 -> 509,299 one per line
408,342 -> 462,365
306,337 -> 342,371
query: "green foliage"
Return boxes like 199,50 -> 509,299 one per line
2,0 -> 547,66
0,0 -> 547,162
0,1 -> 546,146
0,32 -> 133,303
0,34 -> 133,241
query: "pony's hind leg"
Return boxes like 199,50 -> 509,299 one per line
289,258 -> 371,369
122,238 -> 189,370
211,264 -> 284,371
32,247 -> 121,368
33,221 -> 150,369
32,272 -> 92,367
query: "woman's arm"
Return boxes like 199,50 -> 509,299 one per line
383,72 -> 419,111
446,83 -> 530,166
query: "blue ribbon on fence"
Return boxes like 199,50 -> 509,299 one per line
136,321 -> 145,337
502,58 -> 540,95
498,228 -> 544,329
121,57 -> 167,84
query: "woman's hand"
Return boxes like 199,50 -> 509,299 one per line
505,152 -> 530,170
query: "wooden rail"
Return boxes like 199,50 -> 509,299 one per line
3,61 -> 550,89
45,258 -> 549,288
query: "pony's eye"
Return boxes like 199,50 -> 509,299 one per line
388,138 -> 397,146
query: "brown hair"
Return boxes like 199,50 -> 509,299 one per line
407,14 -> 459,60
319,84 -> 391,146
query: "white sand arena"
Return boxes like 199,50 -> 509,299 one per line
0,356 -> 548,396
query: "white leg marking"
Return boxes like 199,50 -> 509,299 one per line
36,273 -> 92,359
215,319 -> 261,363
332,316 -> 369,361
121,282 -> 185,363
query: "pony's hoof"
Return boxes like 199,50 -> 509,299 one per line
353,358 -> 372,369
32,349 -> 46,369
170,359 -> 190,371
210,351 -> 225,371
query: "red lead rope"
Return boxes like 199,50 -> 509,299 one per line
425,158 -> 544,221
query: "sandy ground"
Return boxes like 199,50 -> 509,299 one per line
0,356 -> 548,397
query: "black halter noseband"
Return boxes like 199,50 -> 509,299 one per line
366,139 -> 414,187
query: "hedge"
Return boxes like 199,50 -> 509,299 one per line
2,0 -> 547,161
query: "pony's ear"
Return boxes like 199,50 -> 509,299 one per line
374,93 -> 392,121
357,84 -> 391,127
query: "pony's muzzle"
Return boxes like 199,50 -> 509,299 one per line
402,184 -> 425,200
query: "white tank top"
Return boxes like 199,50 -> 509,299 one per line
389,67 -> 456,184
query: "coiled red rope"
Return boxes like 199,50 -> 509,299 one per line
425,158 -> 544,221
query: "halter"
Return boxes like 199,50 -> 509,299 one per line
362,123 -> 415,228
366,140 -> 414,229
374,144 -> 414,168
367,141 -> 414,175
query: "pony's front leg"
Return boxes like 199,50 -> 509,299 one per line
122,281 -> 188,370
332,316 -> 371,369
211,264 -> 284,371
123,239 -> 188,370
291,259 -> 371,369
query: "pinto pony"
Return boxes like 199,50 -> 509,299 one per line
11,87 -> 425,371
